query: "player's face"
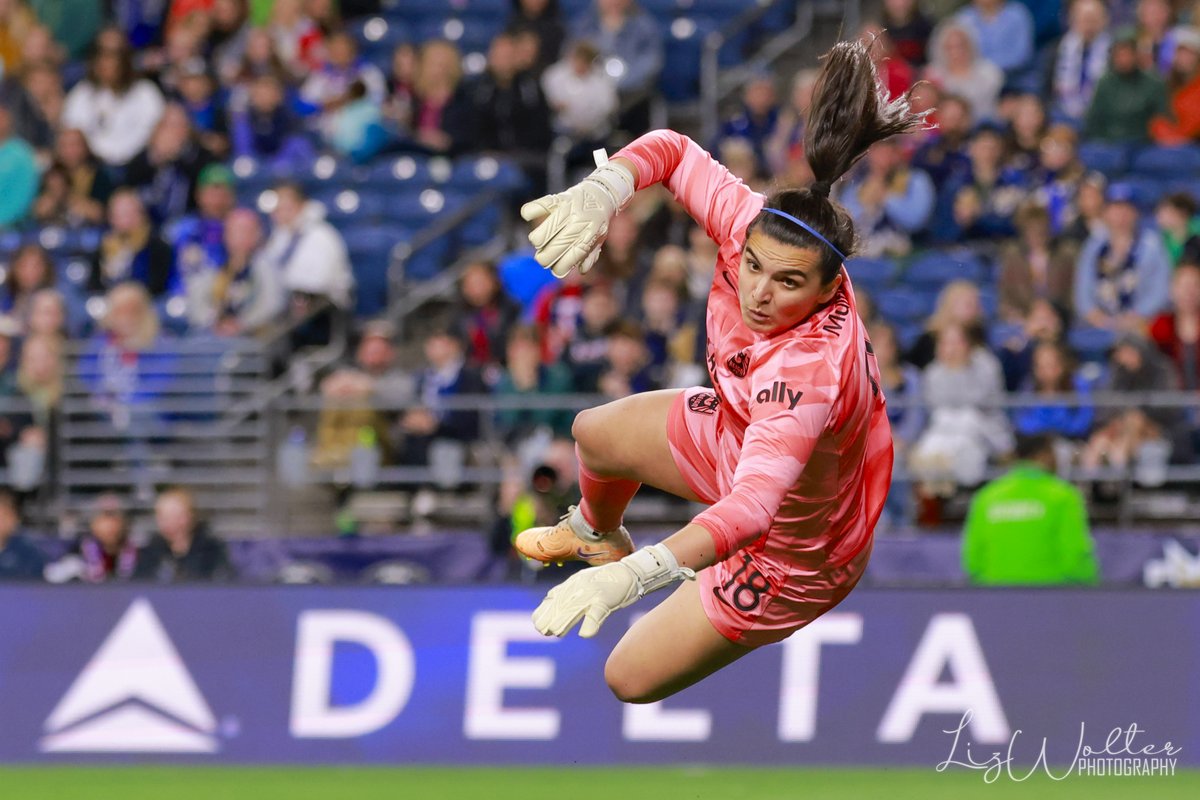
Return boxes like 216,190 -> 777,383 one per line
738,232 -> 841,335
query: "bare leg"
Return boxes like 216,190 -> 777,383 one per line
572,389 -> 702,506
605,578 -> 752,703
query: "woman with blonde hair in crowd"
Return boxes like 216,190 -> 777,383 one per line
923,19 -> 1004,122
906,279 -> 988,369
409,39 -> 474,155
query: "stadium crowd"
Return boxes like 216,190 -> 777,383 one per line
0,0 -> 1196,579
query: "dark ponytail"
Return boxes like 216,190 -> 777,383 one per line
748,37 -> 929,282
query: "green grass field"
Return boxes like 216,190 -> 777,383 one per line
1,767 -> 1196,800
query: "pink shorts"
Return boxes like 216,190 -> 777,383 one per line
666,387 -> 871,648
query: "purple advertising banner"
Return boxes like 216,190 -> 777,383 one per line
0,586 -> 1195,771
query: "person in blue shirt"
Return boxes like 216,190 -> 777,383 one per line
716,73 -> 779,175
1013,340 -> 1095,440
835,138 -> 935,257
956,0 -> 1036,76
0,488 -> 45,581
933,121 -> 1030,242
572,0 -> 664,97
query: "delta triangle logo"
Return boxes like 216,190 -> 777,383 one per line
39,598 -> 219,753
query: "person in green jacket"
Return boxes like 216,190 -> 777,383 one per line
0,104 -> 38,228
963,434 -> 1099,585
1083,29 -> 1168,143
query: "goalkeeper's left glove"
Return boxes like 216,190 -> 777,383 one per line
531,544 -> 696,638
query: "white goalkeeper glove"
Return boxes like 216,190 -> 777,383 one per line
531,543 -> 696,638
519,158 -> 636,278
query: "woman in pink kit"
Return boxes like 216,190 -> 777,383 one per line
517,40 -> 926,703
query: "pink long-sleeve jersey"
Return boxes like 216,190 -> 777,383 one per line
616,130 -> 894,572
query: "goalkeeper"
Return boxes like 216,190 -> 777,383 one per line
518,39 -> 925,703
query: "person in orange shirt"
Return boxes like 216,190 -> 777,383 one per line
1150,27 -> 1200,145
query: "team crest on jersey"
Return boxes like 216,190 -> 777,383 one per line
687,392 -> 721,415
726,350 -> 750,378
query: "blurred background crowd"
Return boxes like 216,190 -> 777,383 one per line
0,0 -> 1197,585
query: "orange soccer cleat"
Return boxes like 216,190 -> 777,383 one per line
515,506 -> 634,567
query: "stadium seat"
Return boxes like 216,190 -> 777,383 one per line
1122,175 -> 1171,211
845,256 -> 898,291
1068,326 -> 1117,363
876,287 -> 938,323
661,17 -> 706,102
363,155 -> 434,191
443,192 -> 503,246
1130,144 -> 1200,178
904,250 -> 987,287
446,156 -> 528,194
1077,141 -> 1131,177
315,188 -> 389,224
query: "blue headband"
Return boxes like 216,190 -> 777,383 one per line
761,208 -> 847,262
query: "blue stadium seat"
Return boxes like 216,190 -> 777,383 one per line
1130,144 -> 1200,177
1068,326 -> 1117,363
1077,141 -> 1131,177
316,188 -> 389,224
446,156 -> 527,193
1121,175 -> 1171,211
988,321 -> 1023,351
363,155 -> 434,191
876,287 -> 938,323
417,17 -> 503,53
443,192 -> 503,246
845,257 -> 898,290
661,18 -> 706,102
378,189 -> 454,228
904,250 -> 987,287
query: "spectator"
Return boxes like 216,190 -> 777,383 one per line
261,181 -> 353,311
911,92 -> 973,186
937,121 -> 1028,242
492,437 -> 579,575
593,208 -> 649,282
1,60 -> 55,150
494,324 -> 574,445
125,103 -> 216,224
90,189 -> 176,298
1080,334 -> 1184,469
924,19 -> 1005,122
61,28 -> 166,168
0,0 -> 37,74
563,282 -> 619,391
835,138 -> 935,258
269,0 -> 323,76
908,280 -> 989,370
1003,91 -> 1047,172
764,68 -> 818,183
86,283 -> 168,430
1155,192 -> 1200,267
185,207 -> 284,336
231,73 -> 313,171
0,244 -> 55,326
17,332 -> 63,417
176,58 -> 231,157
963,434 -> 1098,586
541,40 -> 618,145
173,163 -> 236,284
572,0 -> 663,97
860,22 -> 915,100
0,103 -> 37,228
27,0 -> 101,61
28,288 -> 68,338
34,129 -> 112,227
469,31 -> 554,166
881,0 -> 934,67
1061,170 -> 1108,245
135,487 -> 234,581
871,319 -> 926,456
310,320 -> 415,469
382,42 -> 417,132
1013,340 -> 1094,440
998,202 -> 1078,321
716,72 -> 778,174
639,277 -> 699,389
393,328 -> 486,467
44,493 -> 137,583
0,488 -> 42,580
955,0 -> 1036,77
408,39 -> 476,155
1149,261 -> 1200,389
507,0 -> 566,74
1135,0 -> 1179,74
1150,26 -> 1200,144
1030,123 -> 1086,235
1074,182 -> 1172,332
597,319 -> 657,399
455,259 -> 521,375
233,24 -> 296,91
910,322 -> 1013,489
1084,28 -> 1169,143
208,0 -> 253,86
998,296 -> 1070,391
300,30 -> 387,153
1052,0 -> 1112,122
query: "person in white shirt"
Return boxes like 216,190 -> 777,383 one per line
541,40 -> 618,142
260,181 -> 354,311
61,29 -> 165,168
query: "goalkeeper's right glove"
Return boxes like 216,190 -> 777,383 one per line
519,160 -> 636,278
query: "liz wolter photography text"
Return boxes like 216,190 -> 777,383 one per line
938,710 -> 1182,782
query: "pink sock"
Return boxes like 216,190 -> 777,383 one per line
576,444 -> 641,532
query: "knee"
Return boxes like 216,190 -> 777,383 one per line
604,652 -> 665,705
572,407 -> 606,469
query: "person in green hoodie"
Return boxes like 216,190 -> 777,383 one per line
1155,192 -> 1200,268
1083,28 -> 1168,143
963,434 -> 1099,585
